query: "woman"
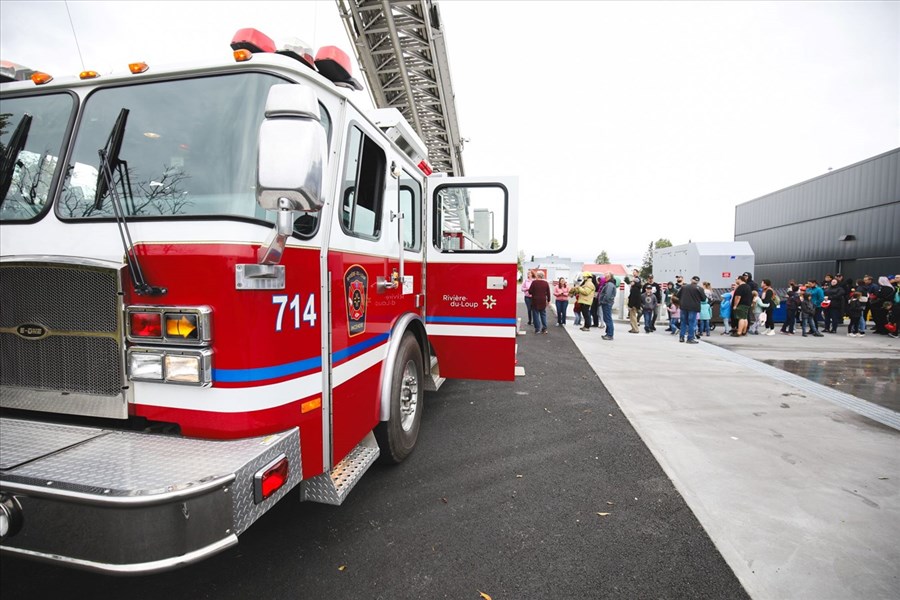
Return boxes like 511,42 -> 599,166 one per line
553,277 -> 571,326
571,272 -> 596,332
521,270 -> 534,325
698,282 -> 714,337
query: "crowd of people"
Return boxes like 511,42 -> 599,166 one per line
521,269 -> 900,342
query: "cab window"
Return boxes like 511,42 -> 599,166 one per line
340,124 -> 386,239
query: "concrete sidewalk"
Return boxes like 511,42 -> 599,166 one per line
557,313 -> 900,600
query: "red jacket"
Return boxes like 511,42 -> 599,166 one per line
529,279 -> 552,310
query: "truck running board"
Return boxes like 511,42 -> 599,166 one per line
300,431 -> 379,505
424,355 -> 445,392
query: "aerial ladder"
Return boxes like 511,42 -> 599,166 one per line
335,0 -> 464,177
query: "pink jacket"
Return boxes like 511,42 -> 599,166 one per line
521,278 -> 533,298
553,283 -> 570,301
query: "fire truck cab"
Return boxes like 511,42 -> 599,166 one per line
0,30 -> 517,573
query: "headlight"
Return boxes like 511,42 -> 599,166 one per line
129,348 -> 212,386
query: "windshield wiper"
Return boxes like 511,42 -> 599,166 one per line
95,108 -> 166,296
0,113 -> 33,205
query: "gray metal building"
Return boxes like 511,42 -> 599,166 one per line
734,147 -> 899,285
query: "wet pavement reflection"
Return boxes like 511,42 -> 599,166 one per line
762,358 -> 899,412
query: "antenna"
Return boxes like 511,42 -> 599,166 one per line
64,1 -> 86,72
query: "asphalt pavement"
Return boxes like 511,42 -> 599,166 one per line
0,304 -> 750,599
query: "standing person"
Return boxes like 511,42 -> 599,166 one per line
590,273 -> 604,329
846,292 -> 864,337
872,276 -> 895,334
666,296 -> 681,335
743,272 -> 759,294
627,276 -> 643,333
571,272 -> 596,332
676,275 -> 707,344
598,272 -> 617,340
732,275 -> 753,336
698,281 -> 714,337
782,283 -> 801,335
856,277 -> 871,335
823,279 -> 846,333
806,280 -> 825,329
521,270 -> 534,326
760,279 -> 777,335
800,292 -> 823,337
749,290 -> 769,335
529,271 -> 551,335
719,283 -> 734,335
553,277 -> 571,327
643,275 -> 663,332
642,286 -> 660,333
631,268 -> 642,287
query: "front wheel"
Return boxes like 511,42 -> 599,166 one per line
374,333 -> 424,464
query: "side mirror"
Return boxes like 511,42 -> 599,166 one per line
256,84 -> 326,212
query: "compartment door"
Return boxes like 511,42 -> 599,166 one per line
425,177 -> 518,381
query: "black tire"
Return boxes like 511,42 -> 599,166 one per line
374,333 -> 424,464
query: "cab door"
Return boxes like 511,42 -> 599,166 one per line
425,176 -> 518,381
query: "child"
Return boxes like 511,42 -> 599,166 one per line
667,296 -> 681,335
641,287 -> 658,333
846,292 -> 863,337
719,286 -> 733,335
698,282 -> 713,337
800,292 -> 823,337
749,291 -> 769,335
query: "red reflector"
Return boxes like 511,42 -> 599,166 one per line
230,28 -> 276,54
130,312 -> 162,338
260,458 -> 289,500
417,160 -> 433,176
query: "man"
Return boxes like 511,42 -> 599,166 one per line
642,275 -> 662,331
627,276 -> 642,333
743,272 -> 759,294
529,271 -> 552,334
631,268 -> 642,287
598,272 -> 617,340
732,275 -> 753,336
676,275 -> 707,343
807,280 -> 825,328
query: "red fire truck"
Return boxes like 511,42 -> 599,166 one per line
0,29 -> 518,574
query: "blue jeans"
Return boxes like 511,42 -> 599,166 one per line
680,310 -> 699,341
556,299 -> 568,325
643,310 -> 654,331
698,319 -> 710,335
532,308 -> 547,332
524,296 -> 533,323
601,304 -> 613,337
801,313 -> 818,334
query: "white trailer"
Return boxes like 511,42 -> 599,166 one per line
653,242 -> 755,288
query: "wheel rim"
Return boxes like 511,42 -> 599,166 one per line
399,359 -> 420,432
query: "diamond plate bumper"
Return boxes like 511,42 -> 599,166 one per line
0,417 -> 301,574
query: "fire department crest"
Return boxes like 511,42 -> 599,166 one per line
344,265 -> 368,336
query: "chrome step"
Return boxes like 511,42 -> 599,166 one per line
300,432 -> 379,505
424,355 -> 445,391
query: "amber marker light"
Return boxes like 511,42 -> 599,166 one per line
301,397 -> 322,414
31,72 -> 53,85
79,70 -> 100,80
129,62 -> 149,74
233,49 -> 252,62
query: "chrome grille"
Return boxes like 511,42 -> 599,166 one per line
0,261 -> 124,398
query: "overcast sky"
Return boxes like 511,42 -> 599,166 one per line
2,1 -> 897,266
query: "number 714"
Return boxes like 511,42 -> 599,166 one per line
272,294 -> 318,331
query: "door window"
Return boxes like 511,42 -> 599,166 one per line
340,125 -> 386,239
434,184 -> 507,252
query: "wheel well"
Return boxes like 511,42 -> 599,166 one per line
378,313 -> 429,422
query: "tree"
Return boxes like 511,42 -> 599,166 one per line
640,239 -> 673,279
517,250 -> 525,281
595,250 -> 610,264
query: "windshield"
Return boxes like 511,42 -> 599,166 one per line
59,73 -> 330,236
0,93 -> 73,221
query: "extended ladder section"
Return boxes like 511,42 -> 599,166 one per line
336,0 -> 464,176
